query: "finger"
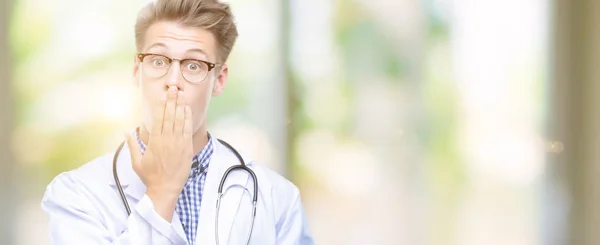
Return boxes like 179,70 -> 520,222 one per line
183,105 -> 193,141
125,131 -> 143,169
150,91 -> 167,137
173,90 -> 185,135
162,86 -> 178,136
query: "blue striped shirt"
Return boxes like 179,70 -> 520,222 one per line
134,130 -> 214,245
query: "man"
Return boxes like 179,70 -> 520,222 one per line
41,0 -> 315,244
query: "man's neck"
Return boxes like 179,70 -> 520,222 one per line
138,125 -> 210,155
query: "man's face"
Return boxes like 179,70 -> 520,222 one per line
133,21 -> 227,135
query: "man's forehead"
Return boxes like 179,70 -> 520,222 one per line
143,21 -> 217,59
145,42 -> 208,56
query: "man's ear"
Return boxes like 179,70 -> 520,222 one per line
132,55 -> 140,87
212,64 -> 228,96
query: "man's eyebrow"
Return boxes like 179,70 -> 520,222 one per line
144,43 -> 210,59
144,43 -> 167,52
187,48 -> 208,57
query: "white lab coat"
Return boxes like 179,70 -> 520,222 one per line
41,140 -> 315,245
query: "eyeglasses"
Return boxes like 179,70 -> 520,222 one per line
137,53 -> 219,83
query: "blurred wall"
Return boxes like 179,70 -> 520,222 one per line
551,0 -> 600,245
0,0 -> 17,244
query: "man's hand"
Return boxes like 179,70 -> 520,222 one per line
125,85 -> 194,221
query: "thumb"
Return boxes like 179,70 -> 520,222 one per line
124,131 -> 143,168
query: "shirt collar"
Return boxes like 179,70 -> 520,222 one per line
133,128 -> 215,171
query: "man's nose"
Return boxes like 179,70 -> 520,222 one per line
164,61 -> 184,89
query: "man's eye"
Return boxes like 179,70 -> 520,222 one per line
153,59 -> 166,66
187,63 -> 199,71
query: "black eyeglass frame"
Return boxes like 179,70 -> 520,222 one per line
136,53 -> 220,82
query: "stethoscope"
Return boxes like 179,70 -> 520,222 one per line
112,133 -> 258,245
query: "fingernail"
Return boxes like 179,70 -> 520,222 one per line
169,86 -> 177,93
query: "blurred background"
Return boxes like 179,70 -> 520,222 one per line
1,0 -> 599,244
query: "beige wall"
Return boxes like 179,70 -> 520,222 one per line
552,0 -> 600,244
0,0 -> 16,244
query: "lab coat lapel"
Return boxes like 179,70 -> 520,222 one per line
109,142 -> 146,204
108,141 -> 187,240
196,141 -> 250,245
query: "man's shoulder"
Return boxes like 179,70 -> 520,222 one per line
42,151 -> 117,208
72,152 -> 114,179
217,141 -> 300,196
251,162 -> 301,198
46,152 -> 115,190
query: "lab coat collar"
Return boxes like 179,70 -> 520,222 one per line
107,141 -> 142,191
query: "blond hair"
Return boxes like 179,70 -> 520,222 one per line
134,0 -> 238,62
